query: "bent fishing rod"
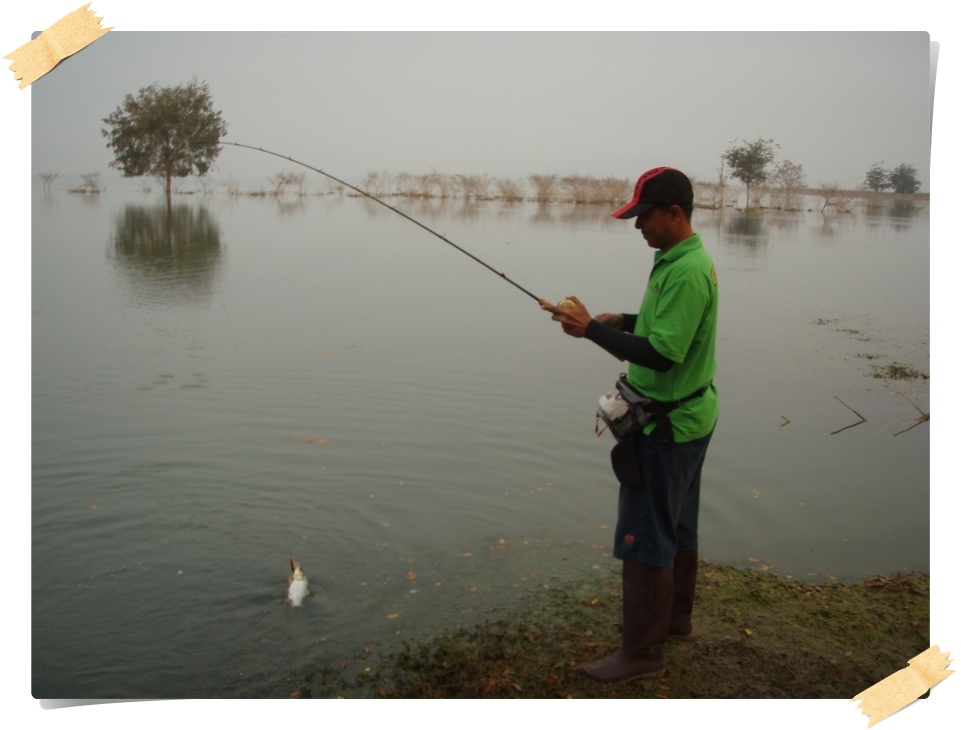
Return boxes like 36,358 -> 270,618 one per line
221,142 -> 572,308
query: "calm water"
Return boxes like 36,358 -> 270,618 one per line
32,188 -> 929,698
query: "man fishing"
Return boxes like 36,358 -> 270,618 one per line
541,167 -> 719,683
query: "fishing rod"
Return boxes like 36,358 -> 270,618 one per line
221,142 -> 571,308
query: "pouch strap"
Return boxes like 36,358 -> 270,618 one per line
660,384 -> 710,413
621,376 -> 711,444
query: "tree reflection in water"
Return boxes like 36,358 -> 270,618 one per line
108,203 -> 223,307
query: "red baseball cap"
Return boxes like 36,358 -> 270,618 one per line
612,167 -> 694,219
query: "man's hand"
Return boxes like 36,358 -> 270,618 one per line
594,312 -> 625,330
540,295 -> 593,338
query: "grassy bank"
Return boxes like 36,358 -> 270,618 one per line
294,562 -> 928,699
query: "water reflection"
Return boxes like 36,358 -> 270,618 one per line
556,204 -> 620,229
351,194 -> 623,230
397,196 -> 446,221
886,200 -> 926,223
530,202 -> 555,226
766,216 -> 803,236
454,200 -> 484,222
108,203 -> 224,307
273,196 -> 308,217
725,211 -> 766,242
817,217 -> 842,237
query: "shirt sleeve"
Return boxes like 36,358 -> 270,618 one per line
584,319 -> 674,372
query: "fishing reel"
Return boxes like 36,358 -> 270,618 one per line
540,298 -> 576,309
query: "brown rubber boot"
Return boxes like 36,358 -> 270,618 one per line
668,549 -> 698,640
615,550 -> 698,638
581,561 -> 673,683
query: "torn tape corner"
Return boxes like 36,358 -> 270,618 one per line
5,3 -> 112,89
852,645 -> 953,727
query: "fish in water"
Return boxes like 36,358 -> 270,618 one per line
287,557 -> 309,607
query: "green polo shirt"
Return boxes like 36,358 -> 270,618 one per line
627,233 -> 719,442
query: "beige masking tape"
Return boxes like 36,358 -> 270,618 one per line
5,4 -> 111,89
852,645 -> 953,727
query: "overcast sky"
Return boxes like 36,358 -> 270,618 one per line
27,29 -> 933,190
5,2 -> 959,725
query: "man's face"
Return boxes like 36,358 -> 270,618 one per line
634,205 -> 677,250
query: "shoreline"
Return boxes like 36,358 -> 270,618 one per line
294,561 -> 929,699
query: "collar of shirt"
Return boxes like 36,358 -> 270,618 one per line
653,233 -> 702,266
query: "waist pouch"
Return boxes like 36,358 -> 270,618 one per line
597,374 -> 708,445
594,373 -> 710,489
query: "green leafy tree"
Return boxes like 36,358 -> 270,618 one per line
888,163 -> 921,195
102,78 -> 228,198
863,161 -> 890,192
723,137 -> 778,207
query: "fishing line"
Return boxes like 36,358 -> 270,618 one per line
221,142 -> 551,305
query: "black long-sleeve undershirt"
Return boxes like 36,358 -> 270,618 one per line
584,314 -> 674,372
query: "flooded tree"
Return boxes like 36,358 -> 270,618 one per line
888,163 -> 921,195
560,175 -> 592,203
723,137 -> 778,208
39,172 -> 57,194
817,183 -> 856,214
270,171 -> 308,197
393,172 -> 418,197
427,173 -> 454,199
863,162 -> 921,195
596,176 -> 633,205
863,161 -> 890,192
769,160 -> 806,209
68,172 -> 103,195
102,77 -> 228,200
528,174 -> 558,203
558,175 -> 630,204
495,177 -> 525,201
454,174 -> 490,200
361,171 -> 391,197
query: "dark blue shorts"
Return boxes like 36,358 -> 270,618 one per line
612,429 -> 714,567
